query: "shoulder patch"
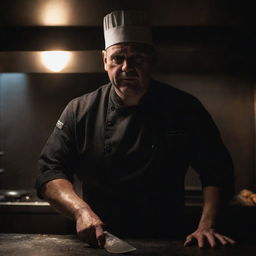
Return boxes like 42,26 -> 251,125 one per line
56,120 -> 64,129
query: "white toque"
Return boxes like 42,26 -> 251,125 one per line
103,10 -> 153,49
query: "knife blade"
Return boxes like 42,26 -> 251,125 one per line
104,231 -> 136,254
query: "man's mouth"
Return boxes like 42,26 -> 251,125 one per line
119,77 -> 138,81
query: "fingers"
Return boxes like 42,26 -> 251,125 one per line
205,233 -> 216,248
213,233 -> 236,246
213,234 -> 236,247
184,234 -> 206,248
77,227 -> 90,244
75,210 -> 105,248
88,226 -> 99,248
184,235 -> 193,247
197,234 -> 205,248
77,226 -> 93,245
77,225 -> 105,248
223,236 -> 236,245
184,234 -> 208,248
184,232 -> 236,248
96,225 -> 105,248
214,233 -> 228,246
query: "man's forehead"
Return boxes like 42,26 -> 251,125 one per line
106,43 -> 151,55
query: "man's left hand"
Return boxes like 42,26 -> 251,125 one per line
184,228 -> 236,248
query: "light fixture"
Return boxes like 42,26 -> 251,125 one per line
40,51 -> 71,72
40,1 -> 70,25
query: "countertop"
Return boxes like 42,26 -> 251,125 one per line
0,233 -> 255,256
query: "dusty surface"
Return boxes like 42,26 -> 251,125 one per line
0,233 -> 255,256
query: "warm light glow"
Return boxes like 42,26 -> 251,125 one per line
40,1 -> 70,25
41,51 -> 71,72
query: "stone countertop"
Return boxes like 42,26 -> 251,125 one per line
0,233 -> 255,256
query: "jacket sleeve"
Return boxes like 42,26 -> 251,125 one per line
35,100 -> 79,199
187,98 -> 235,195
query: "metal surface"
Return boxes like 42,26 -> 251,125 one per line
0,189 -> 36,202
104,231 -> 136,254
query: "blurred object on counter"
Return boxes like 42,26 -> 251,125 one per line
0,189 -> 39,202
237,189 -> 256,206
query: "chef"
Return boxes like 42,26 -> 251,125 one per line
36,10 -> 236,248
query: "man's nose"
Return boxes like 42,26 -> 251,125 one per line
121,59 -> 134,72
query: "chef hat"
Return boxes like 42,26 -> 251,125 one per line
103,10 -> 153,49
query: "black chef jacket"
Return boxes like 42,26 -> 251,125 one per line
36,80 -> 235,238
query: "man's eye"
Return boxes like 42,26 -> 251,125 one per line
111,56 -> 124,64
133,55 -> 144,64
131,55 -> 148,65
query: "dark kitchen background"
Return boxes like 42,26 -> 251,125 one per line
0,0 -> 256,236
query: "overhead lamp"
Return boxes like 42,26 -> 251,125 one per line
40,1 -> 70,25
40,51 -> 71,72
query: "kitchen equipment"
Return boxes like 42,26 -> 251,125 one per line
104,231 -> 136,254
0,190 -> 29,201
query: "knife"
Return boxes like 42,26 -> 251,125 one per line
104,231 -> 136,254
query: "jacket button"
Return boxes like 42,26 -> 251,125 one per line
104,144 -> 112,154
106,121 -> 113,126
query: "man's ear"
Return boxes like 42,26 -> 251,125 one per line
102,50 -> 108,71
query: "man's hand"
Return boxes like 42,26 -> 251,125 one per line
42,179 -> 106,248
184,227 -> 236,248
75,207 -> 105,248
184,186 -> 236,248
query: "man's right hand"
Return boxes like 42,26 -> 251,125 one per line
75,207 -> 105,248
42,179 -> 105,248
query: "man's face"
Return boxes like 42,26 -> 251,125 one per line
102,43 -> 155,97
